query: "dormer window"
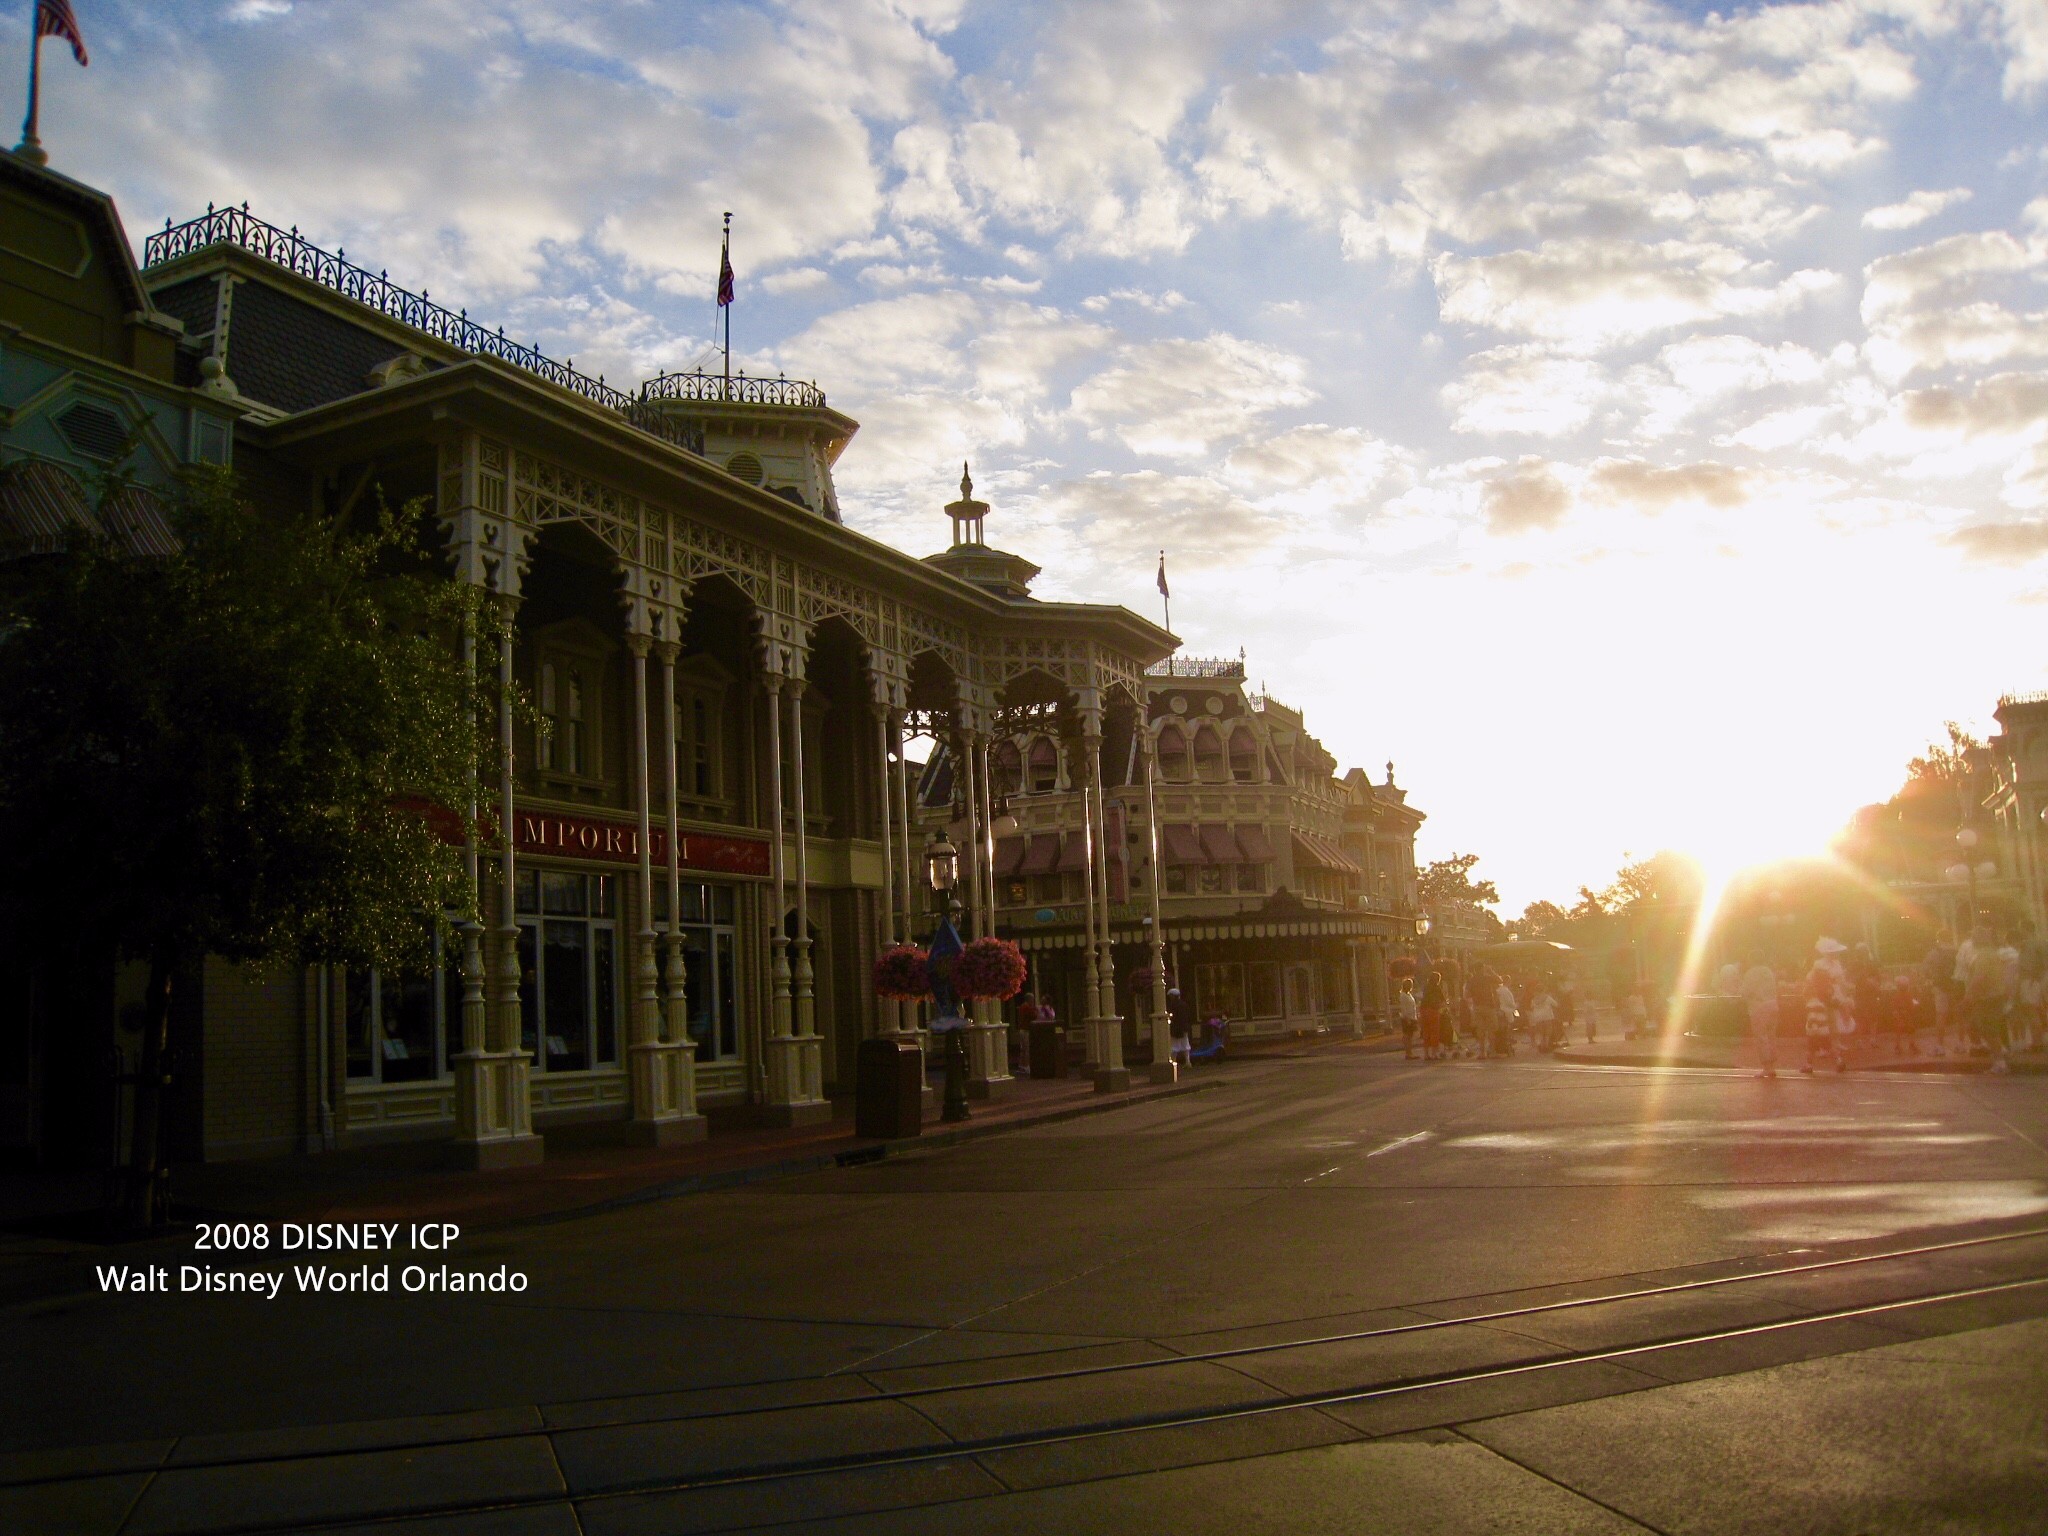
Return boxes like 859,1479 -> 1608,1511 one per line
1193,725 -> 1225,782
538,661 -> 588,775
1230,729 -> 1259,784
1027,736 -> 1059,794
1158,724 -> 1190,782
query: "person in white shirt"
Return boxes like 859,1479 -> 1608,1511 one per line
1493,978 -> 1520,1056
1740,952 -> 1779,1079
1529,984 -> 1557,1052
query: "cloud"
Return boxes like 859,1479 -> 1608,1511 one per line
1221,424 -> 1403,513
760,267 -> 831,295
1863,187 -> 1972,230
1068,334 -> 1314,458
1443,349 -> 1605,436
1860,229 -> 2048,380
1434,240 -> 1837,349
1947,520 -> 2048,561
1587,459 -> 1749,511
1482,458 -> 1571,533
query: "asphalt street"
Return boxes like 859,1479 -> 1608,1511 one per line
6,1049 -> 2047,1534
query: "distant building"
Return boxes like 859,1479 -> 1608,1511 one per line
920,657 -> 1425,1045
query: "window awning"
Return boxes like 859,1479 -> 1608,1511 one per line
1292,831 -> 1366,876
1028,737 -> 1058,769
1161,824 -> 1204,865
993,835 -> 1026,876
1234,824 -> 1276,862
1199,824 -> 1239,863
1055,832 -> 1092,872
0,462 -> 178,560
1020,832 -> 1061,875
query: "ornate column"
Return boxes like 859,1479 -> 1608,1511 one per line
439,433 -> 541,1168
787,679 -> 823,1102
875,709 -> 900,1039
966,729 -> 1012,1097
758,626 -> 827,1126
660,639 -> 707,1139
622,631 -> 695,1144
1141,726 -> 1175,1083
1084,720 -> 1128,1091
1079,773 -> 1102,1071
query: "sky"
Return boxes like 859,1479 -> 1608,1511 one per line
18,0 -> 2048,912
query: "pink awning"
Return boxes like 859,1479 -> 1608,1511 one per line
1234,824 -> 1275,862
1161,824 -> 1203,865
1019,832 -> 1061,874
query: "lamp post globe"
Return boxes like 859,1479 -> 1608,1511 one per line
1956,826 -> 1979,852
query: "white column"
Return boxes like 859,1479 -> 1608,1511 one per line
1142,727 -> 1175,1083
788,682 -> 820,1080
660,640 -> 706,1139
967,730 -> 1011,1096
1087,731 -> 1126,1086
1080,779 -> 1102,1064
875,711 -> 897,1039
762,665 -> 826,1124
452,610 -> 490,1144
462,603 -> 540,1166
765,672 -> 793,1059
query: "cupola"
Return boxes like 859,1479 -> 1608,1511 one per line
923,462 -> 1041,600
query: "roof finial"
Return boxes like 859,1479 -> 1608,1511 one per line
1385,760 -> 1397,786
961,461 -> 973,499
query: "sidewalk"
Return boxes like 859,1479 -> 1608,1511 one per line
1549,1028 -> 2048,1074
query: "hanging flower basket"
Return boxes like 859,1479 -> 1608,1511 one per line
953,937 -> 1028,1002
873,944 -> 931,1000
1388,955 -> 1418,982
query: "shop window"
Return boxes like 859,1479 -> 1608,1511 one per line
343,927 -> 460,1086
1198,865 -> 1226,894
1284,964 -> 1317,1017
513,870 -> 620,1072
1322,961 -> 1353,1012
1031,873 -> 1065,904
651,879 -> 742,1060
1198,962 -> 1245,1020
1165,865 -> 1189,894
1192,725 -> 1225,782
1247,962 -> 1283,1018
1235,863 -> 1265,893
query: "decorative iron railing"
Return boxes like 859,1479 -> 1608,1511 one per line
141,203 -> 714,454
1998,692 -> 2048,710
640,370 -> 828,409
1145,656 -> 1246,679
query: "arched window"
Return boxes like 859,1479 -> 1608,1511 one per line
1157,724 -> 1190,782
1026,735 -> 1059,793
1229,729 -> 1258,784
1192,725 -> 1225,782
991,739 -> 1024,796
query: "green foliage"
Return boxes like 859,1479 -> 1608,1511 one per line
1598,851 -> 1703,913
1419,852 -> 1499,909
1905,722 -> 1980,789
1519,899 -> 1570,936
0,469 -> 498,976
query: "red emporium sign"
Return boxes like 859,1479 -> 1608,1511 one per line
513,809 -> 770,877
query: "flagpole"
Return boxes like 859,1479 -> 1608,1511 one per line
1160,549 -> 1170,634
16,18 -> 44,166
721,211 -> 731,401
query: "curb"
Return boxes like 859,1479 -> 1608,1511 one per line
1548,1049 -> 2047,1076
518,1074 -> 1229,1228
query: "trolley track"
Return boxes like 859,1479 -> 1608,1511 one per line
36,1223 -> 2048,1534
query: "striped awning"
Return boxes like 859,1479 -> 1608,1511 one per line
0,461 -> 178,560
1019,832 -> 1061,875
1292,831 -> 1365,876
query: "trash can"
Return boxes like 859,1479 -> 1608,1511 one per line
855,1037 -> 923,1139
1028,1023 -> 1068,1079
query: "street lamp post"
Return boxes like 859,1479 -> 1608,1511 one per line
1946,826 -> 1997,935
926,833 -> 970,1124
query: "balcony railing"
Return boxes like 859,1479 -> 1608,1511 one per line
1146,656 -> 1245,678
640,370 -> 827,409
142,203 -> 710,454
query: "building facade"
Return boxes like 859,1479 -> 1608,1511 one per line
921,657 -> 1425,1046
1,157 -> 1172,1169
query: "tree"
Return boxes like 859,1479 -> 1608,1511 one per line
1598,851 -> 1702,914
1906,722 -> 1981,790
1519,899 -> 1570,937
0,471 -> 497,1226
1419,852 -> 1499,910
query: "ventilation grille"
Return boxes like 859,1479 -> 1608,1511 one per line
725,452 -> 763,486
55,402 -> 129,461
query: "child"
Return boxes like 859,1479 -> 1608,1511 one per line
1396,978 -> 1419,1059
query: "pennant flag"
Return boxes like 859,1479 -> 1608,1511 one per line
38,0 -> 89,66
716,245 -> 735,308
1156,552 -> 1170,600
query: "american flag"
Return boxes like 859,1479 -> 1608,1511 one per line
716,244 -> 734,309
1156,553 -> 1170,600
38,0 -> 89,67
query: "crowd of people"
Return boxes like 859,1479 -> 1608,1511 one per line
1392,965 -> 1583,1062
1711,920 -> 2042,1078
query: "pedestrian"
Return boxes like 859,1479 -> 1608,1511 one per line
1492,975 -> 1518,1054
1396,978 -> 1420,1059
1804,937 -> 1850,1073
1528,981 -> 1556,1053
1623,988 -> 1648,1040
1962,921 -> 2004,1064
2017,921 -> 2048,1054
1558,979 -> 1579,1046
1420,970 -> 1447,1061
1741,950 -> 1778,1078
1925,928 -> 1959,1056
1715,957 -> 1743,995
1167,986 -> 1193,1069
